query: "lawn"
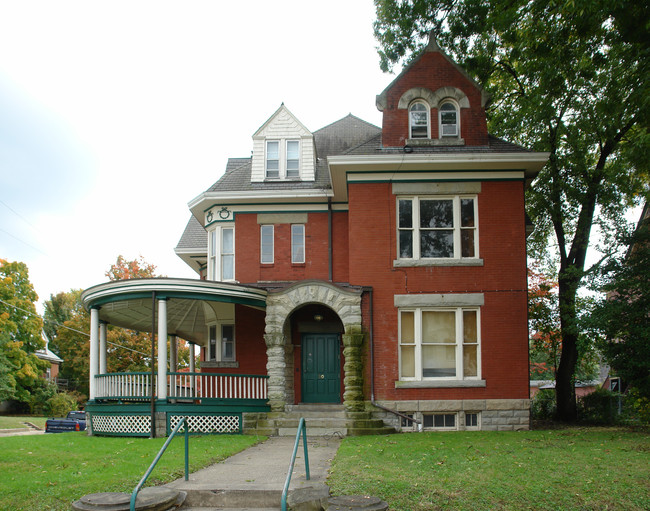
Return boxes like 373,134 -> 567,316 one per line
328,428 -> 650,511
0,432 -> 263,510
0,415 -> 48,430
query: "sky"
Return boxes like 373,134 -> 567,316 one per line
0,1 -> 390,311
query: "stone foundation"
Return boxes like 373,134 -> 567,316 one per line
373,399 -> 530,431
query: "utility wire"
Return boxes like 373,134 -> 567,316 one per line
0,297 -> 149,357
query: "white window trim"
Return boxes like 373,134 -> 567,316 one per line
291,224 -> 305,264
409,100 -> 430,139
207,224 -> 235,282
265,138 -> 301,180
398,307 -> 481,382
439,100 -> 460,138
397,195 -> 479,262
260,224 -> 274,264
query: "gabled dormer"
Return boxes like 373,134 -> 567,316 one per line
376,34 -> 490,148
251,104 -> 316,182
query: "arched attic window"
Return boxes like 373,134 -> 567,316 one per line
409,101 -> 430,139
439,101 -> 459,137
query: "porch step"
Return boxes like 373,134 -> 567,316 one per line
243,405 -> 395,437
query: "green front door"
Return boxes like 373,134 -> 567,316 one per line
301,334 -> 340,403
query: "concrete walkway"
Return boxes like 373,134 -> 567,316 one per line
165,435 -> 341,509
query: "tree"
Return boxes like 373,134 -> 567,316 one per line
590,211 -> 650,398
43,289 -> 84,358
106,255 -> 159,281
0,259 -> 43,353
374,0 -> 649,421
0,259 -> 48,405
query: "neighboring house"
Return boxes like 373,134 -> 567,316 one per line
35,333 -> 63,382
81,34 -> 548,436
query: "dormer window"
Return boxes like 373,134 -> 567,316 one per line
266,141 -> 280,178
439,102 -> 459,137
409,101 -> 430,139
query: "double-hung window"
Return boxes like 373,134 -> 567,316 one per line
286,140 -> 300,178
260,225 -> 274,264
208,225 -> 235,281
399,307 -> 480,380
439,102 -> 459,137
398,196 -> 477,260
291,224 -> 305,263
208,324 -> 235,362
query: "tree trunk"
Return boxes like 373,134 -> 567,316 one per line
555,266 -> 580,421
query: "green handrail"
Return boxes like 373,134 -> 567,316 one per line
130,417 -> 189,511
281,417 -> 310,511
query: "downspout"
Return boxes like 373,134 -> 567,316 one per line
328,198 -> 333,282
150,291 -> 156,439
364,286 -> 421,429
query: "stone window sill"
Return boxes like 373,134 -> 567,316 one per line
201,361 -> 239,369
395,379 -> 486,389
393,258 -> 484,267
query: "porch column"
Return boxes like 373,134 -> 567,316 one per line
342,326 -> 365,412
170,335 -> 177,372
265,332 -> 287,412
89,307 -> 100,401
99,321 -> 107,374
157,298 -> 168,401
189,343 -> 196,397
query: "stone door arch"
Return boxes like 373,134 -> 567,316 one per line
264,281 -> 365,411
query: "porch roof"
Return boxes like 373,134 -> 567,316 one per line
81,278 -> 267,345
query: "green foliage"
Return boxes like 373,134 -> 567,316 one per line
0,259 -> 43,353
374,0 -> 650,421
531,389 -> 556,420
44,392 -> 78,418
589,217 -> 650,398
578,387 -> 621,425
626,387 -> 650,426
43,289 -> 83,358
25,381 -> 58,415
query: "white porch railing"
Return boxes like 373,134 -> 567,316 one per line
95,372 -> 268,401
168,372 -> 268,401
96,372 -> 155,400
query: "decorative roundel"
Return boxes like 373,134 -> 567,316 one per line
206,210 -> 214,223
219,207 -> 230,219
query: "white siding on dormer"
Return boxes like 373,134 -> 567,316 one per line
251,105 -> 315,182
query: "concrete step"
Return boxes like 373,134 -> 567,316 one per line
180,489 -> 281,509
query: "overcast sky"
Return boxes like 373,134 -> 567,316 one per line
0,1 -> 389,310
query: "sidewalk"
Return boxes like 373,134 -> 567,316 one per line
165,435 -> 341,508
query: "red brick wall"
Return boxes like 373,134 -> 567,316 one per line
235,211 -> 349,285
381,51 -> 489,147
200,305 -> 267,375
348,180 -> 529,401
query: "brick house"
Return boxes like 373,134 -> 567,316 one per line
82,35 -> 548,436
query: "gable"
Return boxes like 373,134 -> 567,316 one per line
251,104 -> 316,182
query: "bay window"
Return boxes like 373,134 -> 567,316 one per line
208,225 -> 235,281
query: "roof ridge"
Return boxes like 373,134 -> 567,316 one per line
313,113 -> 380,134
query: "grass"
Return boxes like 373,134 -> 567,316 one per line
328,428 -> 650,511
0,432 -> 263,510
0,415 -> 47,430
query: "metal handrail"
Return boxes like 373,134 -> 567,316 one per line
281,417 -> 310,511
130,417 -> 190,511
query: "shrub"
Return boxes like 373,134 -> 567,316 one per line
531,388 -> 556,419
27,382 -> 58,415
625,387 -> 650,426
578,387 -> 620,424
45,392 -> 78,417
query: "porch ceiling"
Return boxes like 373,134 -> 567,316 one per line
81,278 -> 267,346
